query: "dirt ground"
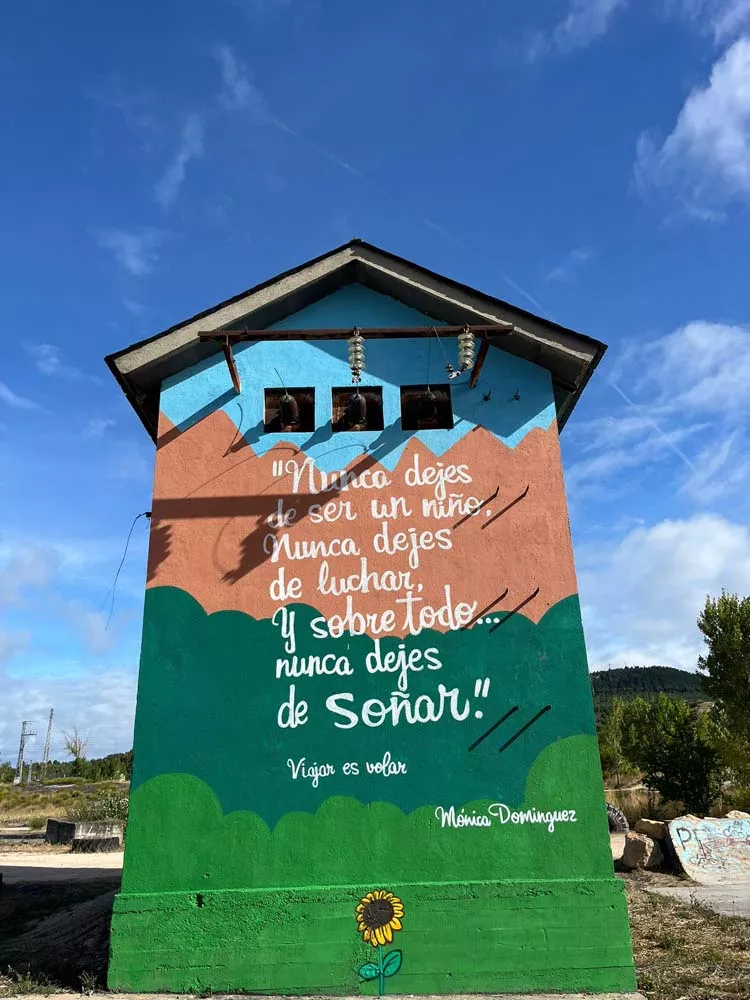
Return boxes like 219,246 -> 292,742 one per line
1,851 -> 123,884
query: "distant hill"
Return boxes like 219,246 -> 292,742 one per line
590,665 -> 704,719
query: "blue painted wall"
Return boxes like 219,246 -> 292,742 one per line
161,284 -> 556,473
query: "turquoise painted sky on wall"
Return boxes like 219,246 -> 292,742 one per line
2,0 -> 750,757
161,285 -> 556,470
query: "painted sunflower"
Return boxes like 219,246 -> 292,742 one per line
356,890 -> 404,947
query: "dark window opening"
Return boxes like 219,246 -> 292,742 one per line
263,387 -> 315,433
400,384 -> 454,431
332,386 -> 384,433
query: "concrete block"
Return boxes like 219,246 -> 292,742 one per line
45,819 -> 123,845
71,836 -> 122,853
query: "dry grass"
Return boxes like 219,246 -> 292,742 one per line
0,842 -> 70,854
606,785 -> 687,829
627,875 -> 750,999
0,783 -> 127,827
0,969 -> 58,996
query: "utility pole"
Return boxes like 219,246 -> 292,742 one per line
26,761 -> 33,784
41,708 -> 54,778
14,721 -> 37,785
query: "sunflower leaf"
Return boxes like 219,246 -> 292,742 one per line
358,962 -> 380,982
382,950 -> 402,977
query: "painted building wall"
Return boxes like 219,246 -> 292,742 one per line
108,284 -> 636,995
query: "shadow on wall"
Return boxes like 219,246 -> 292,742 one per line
149,420 -> 524,588
161,335 -> 550,455
152,419 -> 403,585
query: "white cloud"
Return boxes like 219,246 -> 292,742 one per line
546,246 -> 594,282
0,542 -> 59,605
679,430 -> 750,501
24,343 -> 99,383
580,513 -> 750,668
0,536 -> 144,757
635,37 -> 750,210
0,665 -> 137,760
0,380 -> 41,411
83,417 -> 116,438
59,599 -> 116,656
0,534 -> 147,606
214,44 -> 267,115
0,628 -> 30,664
565,421 -> 704,499
98,226 -> 167,277
566,320 -> 750,503
671,0 -> 750,40
154,114 -> 205,208
529,0 -> 630,58
634,320 -> 750,415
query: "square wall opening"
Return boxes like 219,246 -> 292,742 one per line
400,384 -> 454,431
331,386 -> 384,432
263,387 -> 315,433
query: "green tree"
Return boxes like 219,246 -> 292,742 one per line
597,697 -> 630,779
698,592 -> 750,785
620,694 -> 722,815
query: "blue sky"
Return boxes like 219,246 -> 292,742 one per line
2,0 -> 750,759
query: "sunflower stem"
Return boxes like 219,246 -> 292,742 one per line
377,944 -> 385,996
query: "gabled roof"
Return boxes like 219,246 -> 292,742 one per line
105,238 -> 606,440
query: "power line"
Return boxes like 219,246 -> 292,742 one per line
100,511 -> 151,629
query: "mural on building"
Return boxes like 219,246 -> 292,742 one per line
107,261 -> 636,995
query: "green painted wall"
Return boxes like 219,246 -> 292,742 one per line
108,289 -> 635,995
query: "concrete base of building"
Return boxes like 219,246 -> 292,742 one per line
17,994 -> 648,1000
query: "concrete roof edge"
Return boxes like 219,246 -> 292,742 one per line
104,238 -> 607,439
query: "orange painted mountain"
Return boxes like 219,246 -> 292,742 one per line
147,408 -> 579,634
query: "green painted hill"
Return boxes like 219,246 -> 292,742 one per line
590,665 -> 704,719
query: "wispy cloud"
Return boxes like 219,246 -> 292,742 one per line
97,226 -> 167,277
546,246 -> 595,282
529,1 -> 749,59
528,0 -> 630,59
670,0 -> 750,41
679,430 -> 750,502
213,44 -> 365,178
0,381 -> 41,411
154,114 -> 205,208
566,320 -> 750,503
86,76 -> 159,141
24,344 -> 100,383
0,542 -> 60,608
83,417 -> 116,439
228,0 -> 293,19
105,439 -> 152,482
214,44 -> 267,115
60,599 -> 116,655
635,38 -> 750,214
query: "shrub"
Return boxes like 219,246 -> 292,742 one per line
66,792 -> 129,823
